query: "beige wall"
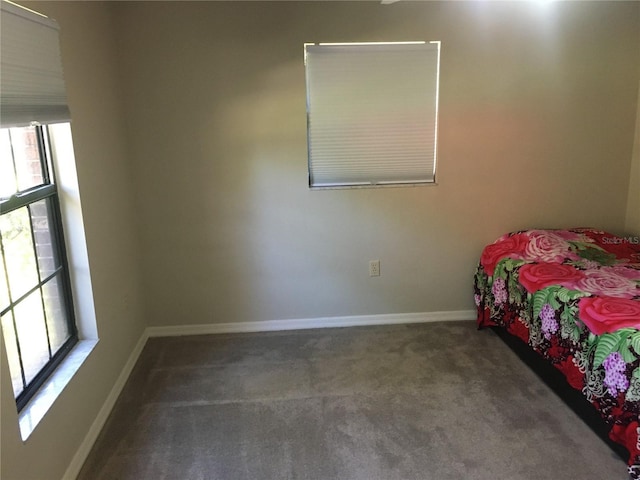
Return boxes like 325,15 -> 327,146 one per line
114,1 -> 639,327
1,2 -> 639,479
1,2 -> 145,480
626,79 -> 640,236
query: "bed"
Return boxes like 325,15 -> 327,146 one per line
474,228 -> 640,479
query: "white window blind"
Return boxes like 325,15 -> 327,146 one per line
0,0 -> 70,128
305,42 -> 440,188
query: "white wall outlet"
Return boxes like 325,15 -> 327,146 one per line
369,260 -> 380,277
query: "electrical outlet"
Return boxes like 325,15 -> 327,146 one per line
369,260 -> 380,277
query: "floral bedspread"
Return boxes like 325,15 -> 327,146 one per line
474,228 -> 640,479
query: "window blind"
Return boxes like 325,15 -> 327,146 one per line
0,1 -> 70,128
305,42 -> 440,188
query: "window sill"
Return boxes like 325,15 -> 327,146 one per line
19,339 -> 98,441
309,181 -> 438,190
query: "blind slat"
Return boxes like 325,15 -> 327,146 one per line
305,42 -> 440,187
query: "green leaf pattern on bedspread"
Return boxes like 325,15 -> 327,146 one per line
474,228 -> 640,480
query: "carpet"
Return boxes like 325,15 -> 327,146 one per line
77,321 -> 625,479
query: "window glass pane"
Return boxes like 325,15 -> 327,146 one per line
0,207 -> 39,301
30,199 -> 60,279
9,127 -> 45,192
1,311 -> 24,397
0,129 -> 18,198
14,290 -> 49,386
42,275 -> 71,353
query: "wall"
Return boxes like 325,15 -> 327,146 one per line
113,1 -> 640,327
626,79 -> 640,236
0,2 -> 638,478
0,2 -> 145,480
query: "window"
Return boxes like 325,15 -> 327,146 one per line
1,0 -> 79,414
1,125 -> 78,411
304,41 -> 440,188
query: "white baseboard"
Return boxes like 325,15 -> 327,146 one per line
61,330 -> 150,480
146,310 -> 477,337
62,309 -> 475,479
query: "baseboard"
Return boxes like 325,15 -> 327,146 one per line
146,310 -> 477,337
62,309 -> 474,479
61,330 -> 150,480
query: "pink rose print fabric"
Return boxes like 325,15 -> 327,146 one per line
474,229 -> 640,479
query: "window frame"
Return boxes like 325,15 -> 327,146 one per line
0,124 -> 78,412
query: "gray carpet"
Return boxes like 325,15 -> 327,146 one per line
77,321 -> 626,480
